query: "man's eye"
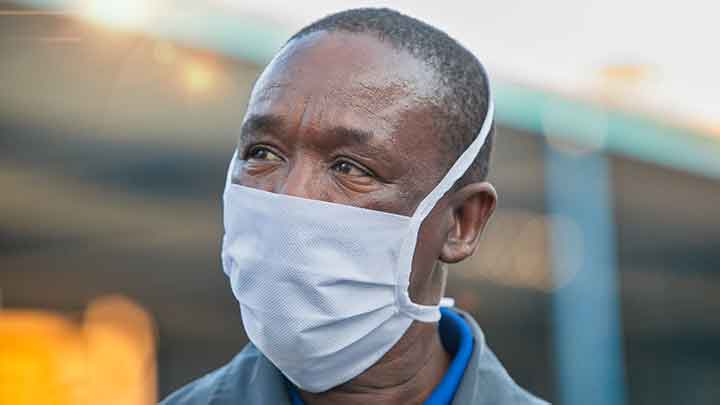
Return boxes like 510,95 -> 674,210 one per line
331,161 -> 372,177
248,147 -> 282,161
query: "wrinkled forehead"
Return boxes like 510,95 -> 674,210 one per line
247,30 -> 442,121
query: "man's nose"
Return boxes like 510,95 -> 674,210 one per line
275,161 -> 325,201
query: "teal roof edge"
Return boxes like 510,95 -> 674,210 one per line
496,81 -> 720,179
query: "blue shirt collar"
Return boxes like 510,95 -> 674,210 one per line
288,307 -> 474,405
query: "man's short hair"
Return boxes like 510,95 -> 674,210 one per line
289,7 -> 494,184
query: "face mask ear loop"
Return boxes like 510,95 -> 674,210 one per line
395,101 -> 495,322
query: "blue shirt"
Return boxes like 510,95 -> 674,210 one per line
287,307 -> 474,405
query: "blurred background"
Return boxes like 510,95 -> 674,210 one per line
1,1 -> 718,404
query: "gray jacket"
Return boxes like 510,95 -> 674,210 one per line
161,309 -> 548,404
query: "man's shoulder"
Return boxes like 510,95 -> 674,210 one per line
159,364 -> 227,405
160,344 -> 289,405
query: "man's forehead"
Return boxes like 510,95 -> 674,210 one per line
248,30 -> 440,111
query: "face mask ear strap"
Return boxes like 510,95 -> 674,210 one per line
395,100 -> 495,321
411,101 -> 495,224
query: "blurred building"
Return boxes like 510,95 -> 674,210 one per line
0,2 -> 719,404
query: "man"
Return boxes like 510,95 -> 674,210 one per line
162,8 -> 547,405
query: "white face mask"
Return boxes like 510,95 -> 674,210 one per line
222,101 -> 494,393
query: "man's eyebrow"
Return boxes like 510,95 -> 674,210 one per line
242,114 -> 375,144
241,114 -> 286,136
327,126 -> 374,144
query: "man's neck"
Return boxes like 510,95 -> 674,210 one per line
298,321 -> 451,405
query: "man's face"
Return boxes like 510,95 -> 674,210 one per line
231,31 -> 457,303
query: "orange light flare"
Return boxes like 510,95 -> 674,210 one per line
74,0 -> 159,31
182,60 -> 218,95
0,296 -> 157,405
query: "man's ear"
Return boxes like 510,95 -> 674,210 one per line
439,182 -> 497,263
